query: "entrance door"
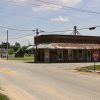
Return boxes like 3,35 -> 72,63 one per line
87,50 -> 91,62
44,49 -> 50,62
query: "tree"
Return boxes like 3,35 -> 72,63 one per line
13,42 -> 21,52
8,48 -> 14,55
0,42 -> 10,49
15,42 -> 21,48
21,46 -> 28,52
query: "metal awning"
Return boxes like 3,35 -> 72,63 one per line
27,43 -> 100,50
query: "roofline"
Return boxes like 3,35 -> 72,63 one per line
37,34 -> 100,38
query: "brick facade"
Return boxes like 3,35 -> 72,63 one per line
34,35 -> 100,63
35,35 -> 100,44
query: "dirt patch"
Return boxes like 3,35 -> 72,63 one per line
0,68 -> 16,76
75,70 -> 100,78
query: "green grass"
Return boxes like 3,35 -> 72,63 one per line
0,93 -> 9,100
76,65 -> 100,72
8,56 -> 34,61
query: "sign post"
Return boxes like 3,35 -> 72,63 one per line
94,60 -> 96,72
92,51 -> 99,72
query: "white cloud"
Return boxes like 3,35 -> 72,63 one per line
32,4 -> 62,11
32,0 -> 82,11
12,0 -> 82,11
51,16 -> 69,23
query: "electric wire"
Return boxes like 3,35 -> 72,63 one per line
37,0 -> 100,15
1,0 -> 100,15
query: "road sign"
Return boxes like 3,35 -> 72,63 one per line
92,51 -> 99,61
92,51 -> 99,72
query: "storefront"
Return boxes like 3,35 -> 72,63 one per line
34,35 -> 100,63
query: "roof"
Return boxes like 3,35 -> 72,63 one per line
26,46 -> 34,50
29,43 -> 100,49
37,34 -> 100,38
35,34 -> 100,44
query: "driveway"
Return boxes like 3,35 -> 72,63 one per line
0,60 -> 100,100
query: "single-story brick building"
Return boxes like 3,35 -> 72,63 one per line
34,34 -> 100,63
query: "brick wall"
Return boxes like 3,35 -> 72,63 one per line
34,35 -> 100,44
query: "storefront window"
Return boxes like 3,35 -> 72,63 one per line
44,49 -> 49,62
57,50 -> 63,60
68,49 -> 73,60
78,50 -> 83,60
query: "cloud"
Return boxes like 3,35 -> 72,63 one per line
32,4 -> 62,11
32,0 -> 82,11
12,0 -> 82,11
51,16 -> 69,23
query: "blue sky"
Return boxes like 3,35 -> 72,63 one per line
0,0 -> 100,46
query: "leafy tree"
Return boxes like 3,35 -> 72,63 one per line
11,42 -> 21,52
0,42 -> 10,49
8,48 -> 14,55
21,46 -> 28,53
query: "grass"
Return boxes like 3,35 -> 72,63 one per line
76,65 -> 100,72
8,55 -> 34,61
0,93 -> 9,100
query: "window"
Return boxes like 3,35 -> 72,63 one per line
57,50 -> 63,60
44,49 -> 50,62
68,49 -> 73,60
78,50 -> 83,60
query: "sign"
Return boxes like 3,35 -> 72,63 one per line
92,51 -> 99,61
92,51 -> 99,72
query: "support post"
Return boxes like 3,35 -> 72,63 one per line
94,61 -> 96,72
35,28 -> 39,63
7,30 -> 8,60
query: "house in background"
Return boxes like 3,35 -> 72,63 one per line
34,34 -> 100,63
15,49 -> 24,57
0,48 -> 7,58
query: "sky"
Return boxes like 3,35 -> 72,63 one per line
0,0 -> 100,46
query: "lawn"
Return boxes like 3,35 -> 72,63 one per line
76,65 -> 100,72
0,93 -> 9,100
8,56 -> 34,61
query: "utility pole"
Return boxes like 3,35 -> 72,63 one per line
7,30 -> 8,60
74,26 -> 77,35
32,28 -> 44,63
73,26 -> 80,35
35,28 -> 39,63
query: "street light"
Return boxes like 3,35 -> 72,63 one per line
89,27 -> 96,30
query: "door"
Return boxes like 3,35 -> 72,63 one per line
44,49 -> 50,62
87,50 -> 91,62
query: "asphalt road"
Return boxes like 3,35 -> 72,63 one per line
0,60 -> 100,100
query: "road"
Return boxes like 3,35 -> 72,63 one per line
0,60 -> 100,100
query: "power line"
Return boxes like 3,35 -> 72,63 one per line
0,25 -> 100,41
5,0 -> 43,7
0,24 -> 100,33
0,25 -> 32,31
2,0 -> 100,15
44,26 -> 100,33
44,29 -> 73,33
37,0 -> 100,15
1,0 -> 100,15
2,0 -> 57,9
9,33 -> 34,40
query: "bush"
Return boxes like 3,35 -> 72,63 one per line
0,93 -> 9,100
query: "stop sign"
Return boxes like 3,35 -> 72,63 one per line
92,51 -> 99,61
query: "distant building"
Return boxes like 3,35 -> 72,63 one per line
33,34 -> 100,63
0,48 -> 7,58
15,49 -> 24,57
